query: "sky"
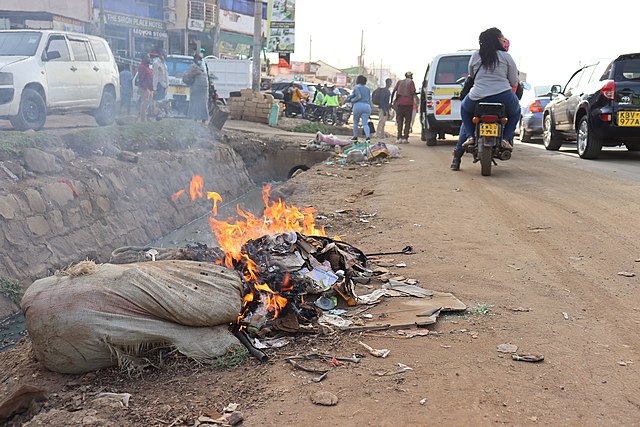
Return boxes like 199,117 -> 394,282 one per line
289,0 -> 640,87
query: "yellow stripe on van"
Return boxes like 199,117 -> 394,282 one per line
433,87 -> 461,96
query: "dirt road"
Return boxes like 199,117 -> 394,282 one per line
2,128 -> 640,425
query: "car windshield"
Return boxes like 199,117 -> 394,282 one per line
0,32 -> 42,56
166,58 -> 193,78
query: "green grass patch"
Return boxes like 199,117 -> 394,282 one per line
0,132 -> 59,157
470,303 -> 494,316
61,119 -> 213,154
290,122 -> 329,134
208,347 -> 250,369
0,277 -> 24,305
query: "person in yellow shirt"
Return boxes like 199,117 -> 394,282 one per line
289,83 -> 306,118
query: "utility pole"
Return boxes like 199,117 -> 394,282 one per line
99,0 -> 105,37
359,30 -> 364,75
212,0 -> 220,57
252,0 -> 262,91
309,35 -> 312,64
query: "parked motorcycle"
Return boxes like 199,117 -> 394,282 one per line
305,104 -> 326,122
322,104 -> 351,126
467,102 -> 512,176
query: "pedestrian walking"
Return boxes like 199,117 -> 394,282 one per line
119,64 -> 133,115
183,54 -> 209,123
376,78 -> 393,139
137,53 -> 154,122
391,71 -> 417,143
344,75 -> 372,143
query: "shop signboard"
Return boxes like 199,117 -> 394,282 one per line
267,0 -> 295,53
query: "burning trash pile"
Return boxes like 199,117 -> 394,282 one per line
20,176 -> 465,375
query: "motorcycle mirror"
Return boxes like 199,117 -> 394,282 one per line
522,81 -> 532,91
455,76 -> 466,85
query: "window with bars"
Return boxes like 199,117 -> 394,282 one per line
188,1 -> 215,23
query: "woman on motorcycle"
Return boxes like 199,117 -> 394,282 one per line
456,28 -> 520,163
344,75 -> 372,142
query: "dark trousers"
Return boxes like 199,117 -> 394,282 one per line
396,104 -> 413,139
120,92 -> 131,115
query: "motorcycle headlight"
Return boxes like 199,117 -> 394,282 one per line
0,72 -> 13,85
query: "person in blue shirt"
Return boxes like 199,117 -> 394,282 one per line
344,75 -> 372,142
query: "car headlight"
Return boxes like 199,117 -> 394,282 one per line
0,72 -> 13,85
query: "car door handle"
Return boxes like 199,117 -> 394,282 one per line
70,66 -> 77,72
93,66 -> 100,71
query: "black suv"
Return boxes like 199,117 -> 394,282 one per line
542,53 -> 640,158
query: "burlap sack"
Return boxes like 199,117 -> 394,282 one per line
22,260 -> 243,374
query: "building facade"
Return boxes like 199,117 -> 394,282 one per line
0,0 -> 90,32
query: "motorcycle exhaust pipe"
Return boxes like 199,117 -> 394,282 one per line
499,150 -> 511,161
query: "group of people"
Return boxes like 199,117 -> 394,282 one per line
341,71 -> 418,144
117,51 -> 210,123
342,26 -> 520,169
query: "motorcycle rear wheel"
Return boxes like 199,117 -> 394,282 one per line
479,143 -> 492,176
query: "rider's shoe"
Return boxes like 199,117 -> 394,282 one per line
501,139 -> 513,150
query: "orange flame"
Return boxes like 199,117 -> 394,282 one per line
190,176 -> 204,201
209,184 -> 326,267
207,191 -> 222,216
171,189 -> 186,201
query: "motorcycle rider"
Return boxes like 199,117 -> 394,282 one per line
452,34 -> 517,170
453,27 -> 520,169
289,83 -> 306,118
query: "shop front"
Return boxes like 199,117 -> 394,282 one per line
102,11 -> 167,60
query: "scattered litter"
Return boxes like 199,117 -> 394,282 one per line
511,307 -> 531,312
617,360 -> 633,366
419,398 -> 427,405
311,391 -> 338,406
93,392 -> 132,408
395,263 -> 407,268
497,344 -> 518,353
358,341 -> 390,358
440,345 -> 451,349
311,372 -> 328,383
286,358 -> 329,375
318,313 -> 353,329
374,363 -> 413,376
222,403 -> 239,413
562,312 -> 569,320
511,354 -> 544,363
507,264 -> 521,270
635,258 -> 640,262
315,295 -> 338,311
383,280 -> 433,298
618,271 -> 636,277
397,329 -> 430,338
527,226 -> 550,233
253,337 -> 290,349
329,309 -> 347,316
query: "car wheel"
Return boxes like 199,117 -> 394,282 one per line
519,120 -> 533,143
625,143 -> 640,151
542,114 -> 562,150
576,116 -> 602,159
9,88 -> 46,131
95,90 -> 116,126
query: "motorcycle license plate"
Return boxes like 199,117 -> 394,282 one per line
171,86 -> 188,95
618,111 -> 640,126
479,123 -> 499,136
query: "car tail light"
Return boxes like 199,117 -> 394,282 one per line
600,113 -> 612,121
601,80 -> 616,100
529,100 -> 544,113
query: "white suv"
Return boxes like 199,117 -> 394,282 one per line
0,30 -> 119,131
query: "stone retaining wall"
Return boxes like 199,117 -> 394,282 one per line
0,125 -> 254,289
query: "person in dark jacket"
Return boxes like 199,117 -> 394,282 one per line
376,78 -> 392,139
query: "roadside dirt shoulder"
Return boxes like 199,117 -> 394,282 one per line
2,132 -> 640,426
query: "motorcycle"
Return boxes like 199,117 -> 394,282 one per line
466,102 -> 512,176
305,103 -> 326,122
284,101 -> 305,118
322,104 -> 351,126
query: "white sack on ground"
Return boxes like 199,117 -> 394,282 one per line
21,260 -> 243,374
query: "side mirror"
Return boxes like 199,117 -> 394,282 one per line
455,76 -> 466,85
551,84 -> 562,94
522,81 -> 532,91
44,50 -> 61,61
